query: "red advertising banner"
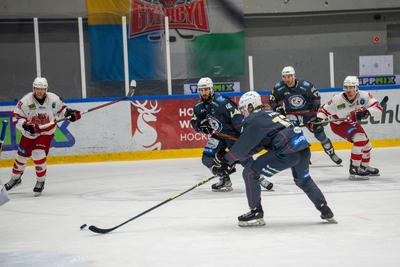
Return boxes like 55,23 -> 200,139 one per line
130,95 -> 267,151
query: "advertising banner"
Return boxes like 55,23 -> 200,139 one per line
359,75 -> 400,86
183,82 -> 240,94
0,89 -> 399,159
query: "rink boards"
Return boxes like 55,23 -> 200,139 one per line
0,87 -> 399,166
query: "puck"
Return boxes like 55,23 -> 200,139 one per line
80,224 -> 87,230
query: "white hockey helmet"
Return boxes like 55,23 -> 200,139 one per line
197,77 -> 214,94
239,91 -> 262,116
281,66 -> 295,76
343,76 -> 359,86
33,77 -> 48,89
343,76 -> 359,91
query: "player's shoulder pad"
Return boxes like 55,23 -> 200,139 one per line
213,93 -> 226,103
358,90 -> 371,98
46,92 -> 61,100
299,80 -> 313,88
274,81 -> 285,90
194,101 -> 203,107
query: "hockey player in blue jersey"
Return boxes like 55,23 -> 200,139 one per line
269,66 -> 342,165
191,77 -> 273,192
212,91 -> 336,226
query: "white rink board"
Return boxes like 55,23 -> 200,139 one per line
0,89 -> 399,159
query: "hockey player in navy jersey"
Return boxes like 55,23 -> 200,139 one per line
212,91 -> 335,226
269,66 -> 342,165
191,77 -> 273,192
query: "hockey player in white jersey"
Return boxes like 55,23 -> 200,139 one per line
4,77 -> 81,196
317,76 -> 383,180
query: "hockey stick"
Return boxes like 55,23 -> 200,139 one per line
287,111 -> 317,115
85,175 -> 218,234
39,80 -> 137,130
0,120 -> 9,156
312,96 -> 389,126
213,131 -> 238,141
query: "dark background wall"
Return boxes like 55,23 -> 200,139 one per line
0,0 -> 399,101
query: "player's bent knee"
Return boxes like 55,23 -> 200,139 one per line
31,149 -> 46,161
352,133 -> 368,143
201,154 -> 214,169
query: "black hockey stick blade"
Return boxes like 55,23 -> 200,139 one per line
88,225 -> 116,234
380,96 -> 389,107
86,175 -> 218,234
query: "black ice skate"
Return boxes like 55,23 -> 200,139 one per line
361,165 -> 380,176
329,153 -> 343,165
33,181 -> 45,197
259,177 -> 274,191
4,177 -> 22,191
349,164 -> 369,180
238,206 -> 265,227
318,204 -> 337,224
323,144 -> 342,165
211,176 -> 232,192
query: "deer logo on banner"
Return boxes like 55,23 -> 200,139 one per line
131,100 -> 162,151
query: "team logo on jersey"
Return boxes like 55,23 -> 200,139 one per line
52,102 -> 56,109
288,95 -> 305,109
337,103 -> 346,110
360,99 -> 366,105
28,103 -> 36,110
207,115 -> 223,132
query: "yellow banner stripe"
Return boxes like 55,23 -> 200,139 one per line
87,0 -> 130,25
0,139 -> 399,168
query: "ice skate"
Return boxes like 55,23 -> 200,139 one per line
361,165 -> 380,176
323,145 -> 342,165
4,176 -> 22,191
329,153 -> 343,165
33,181 -> 45,197
259,177 -> 274,191
211,176 -> 232,192
319,204 -> 337,224
349,164 -> 369,180
238,206 -> 265,227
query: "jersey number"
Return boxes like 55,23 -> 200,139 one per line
272,115 -> 291,128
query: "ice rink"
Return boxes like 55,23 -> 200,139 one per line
1,147 -> 400,267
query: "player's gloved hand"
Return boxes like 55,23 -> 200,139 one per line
314,117 -> 328,127
274,105 -> 286,115
355,107 -> 370,120
211,153 -> 235,177
22,121 -> 41,135
199,119 -> 213,135
65,108 -> 81,122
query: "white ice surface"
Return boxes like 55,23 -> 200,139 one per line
1,147 -> 400,267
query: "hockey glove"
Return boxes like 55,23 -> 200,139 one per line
355,107 -> 370,121
274,105 -> 286,115
199,119 -> 214,135
311,117 -> 328,127
65,108 -> 81,122
22,121 -> 41,135
211,153 -> 235,177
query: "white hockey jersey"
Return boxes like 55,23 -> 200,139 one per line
318,91 -> 383,124
13,92 -> 67,139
